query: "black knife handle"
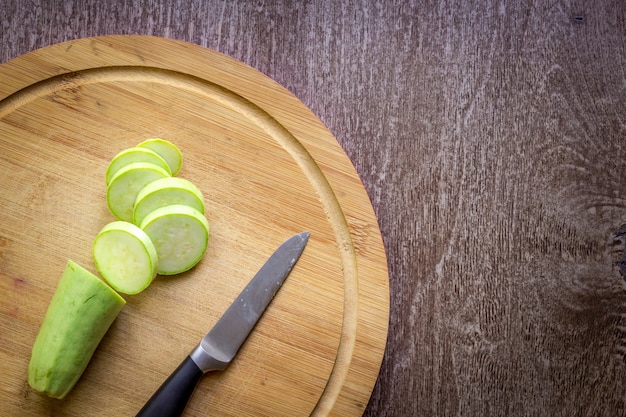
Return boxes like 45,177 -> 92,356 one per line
136,356 -> 204,417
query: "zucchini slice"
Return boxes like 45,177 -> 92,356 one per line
106,162 -> 171,222
105,147 -> 171,185
133,177 -> 205,226
140,204 -> 209,275
137,138 -> 183,176
93,221 -> 159,294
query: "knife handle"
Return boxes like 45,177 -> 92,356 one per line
135,356 -> 203,417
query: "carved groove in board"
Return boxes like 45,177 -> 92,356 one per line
0,65 -> 357,413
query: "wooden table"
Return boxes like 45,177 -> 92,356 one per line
3,1 -> 625,416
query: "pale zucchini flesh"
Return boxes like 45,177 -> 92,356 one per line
140,204 -> 209,275
133,177 -> 205,226
27,260 -> 126,399
137,138 -> 183,176
105,147 -> 171,185
106,162 -> 171,222
93,221 -> 159,294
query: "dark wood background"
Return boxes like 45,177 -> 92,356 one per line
3,1 -> 626,416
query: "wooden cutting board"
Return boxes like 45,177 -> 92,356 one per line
0,36 -> 389,416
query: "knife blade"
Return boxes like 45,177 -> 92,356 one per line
135,231 -> 310,417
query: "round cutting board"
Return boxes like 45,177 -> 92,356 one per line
0,36 -> 389,416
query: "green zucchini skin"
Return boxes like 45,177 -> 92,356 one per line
27,260 -> 126,399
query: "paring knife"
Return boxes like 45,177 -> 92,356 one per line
135,231 -> 310,417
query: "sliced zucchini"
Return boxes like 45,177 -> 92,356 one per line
93,221 -> 158,294
105,147 -> 171,185
106,162 -> 171,222
133,177 -> 205,226
140,204 -> 209,275
137,138 -> 183,176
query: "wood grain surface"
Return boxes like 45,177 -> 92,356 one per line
0,36 -> 389,416
2,1 -> 626,416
